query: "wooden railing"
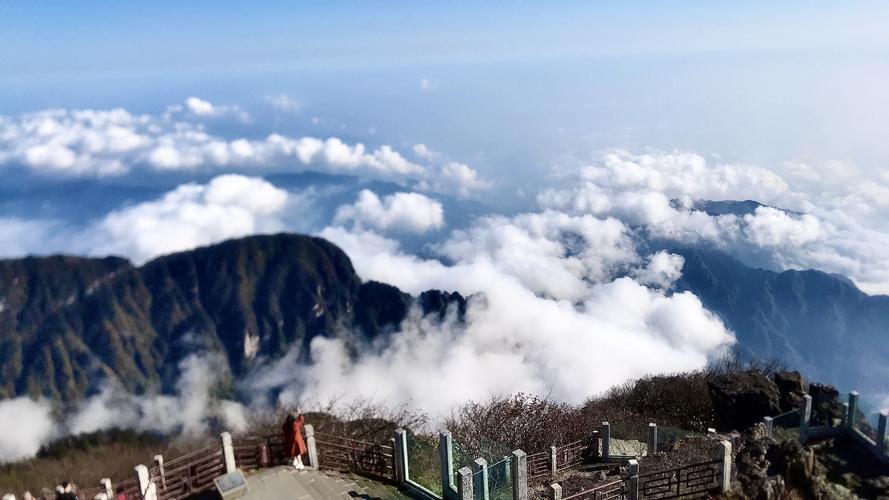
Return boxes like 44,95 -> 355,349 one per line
562,478 -> 626,500
527,450 -> 550,482
151,445 -> 225,500
637,459 -> 721,499
314,432 -> 396,481
555,439 -> 589,472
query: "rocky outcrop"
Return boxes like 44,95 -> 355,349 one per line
771,371 -> 806,412
708,371 -> 780,431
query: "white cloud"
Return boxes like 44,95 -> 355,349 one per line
265,94 -> 302,112
87,175 -> 289,263
540,149 -> 889,295
261,215 -> 735,416
185,97 -> 216,116
0,397 -> 55,463
334,190 -> 445,234
184,96 -> 250,122
419,78 -> 435,91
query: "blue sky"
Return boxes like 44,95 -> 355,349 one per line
2,1 -> 889,287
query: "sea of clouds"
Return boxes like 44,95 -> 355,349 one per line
2,99 -> 889,462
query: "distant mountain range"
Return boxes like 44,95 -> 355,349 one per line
0,234 -> 464,403
1,230 -> 886,407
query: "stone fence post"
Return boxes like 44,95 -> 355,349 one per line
548,483 -> 562,500
474,458 -> 489,500
589,430 -> 600,459
626,459 -> 639,500
601,422 -> 610,460
100,479 -> 113,500
799,395 -> 812,442
394,429 -> 409,483
718,440 -> 732,493
220,432 -> 236,473
877,413 -> 888,455
439,431 -> 455,497
134,465 -> 157,500
763,417 -> 774,439
549,446 -> 557,479
456,466 -> 473,500
647,423 -> 658,455
152,455 -> 165,489
847,391 -> 859,430
511,450 -> 529,500
304,424 -> 319,469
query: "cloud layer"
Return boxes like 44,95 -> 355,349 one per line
0,102 -> 489,197
540,149 -> 889,294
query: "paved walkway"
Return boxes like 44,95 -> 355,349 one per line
242,467 -> 414,500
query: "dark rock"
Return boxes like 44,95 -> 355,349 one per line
771,371 -> 806,412
809,383 -> 844,427
708,371 -> 781,431
734,433 -> 783,500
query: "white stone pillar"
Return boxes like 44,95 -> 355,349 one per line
134,464 -> 157,500
220,432 -> 236,473
456,466 -> 473,500
799,394 -> 812,442
847,391 -> 859,429
877,412 -> 888,455
647,423 -> 658,455
548,483 -> 562,500
763,417 -> 774,439
511,450 -> 529,500
601,422 -> 611,460
549,445 -> 558,479
304,424 -> 319,469
473,458 -> 489,500
717,440 -> 732,493
439,432 -> 455,496
626,459 -> 639,500
152,455 -> 165,489
100,478 -> 113,500
394,429 -> 409,483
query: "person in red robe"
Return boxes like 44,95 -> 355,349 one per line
283,413 -> 307,469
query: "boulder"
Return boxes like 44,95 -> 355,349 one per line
809,383 -> 844,427
771,371 -> 806,412
708,371 -> 781,431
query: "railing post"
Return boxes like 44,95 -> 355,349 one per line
718,440 -> 732,493
626,459 -> 639,500
153,455 -> 166,489
647,423 -> 658,455
590,430 -> 600,459
847,391 -> 859,429
100,478 -> 113,500
549,446 -> 558,479
134,464 -> 157,500
763,416 -> 774,439
799,394 -> 812,442
877,412 -> 888,455
394,429 -> 409,483
440,431 -> 455,496
220,432 -> 237,473
457,466 -> 473,500
548,483 -> 562,500
304,424 -> 319,469
512,450 -> 529,500
474,458 -> 489,500
258,442 -> 270,468
601,422 -> 611,460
